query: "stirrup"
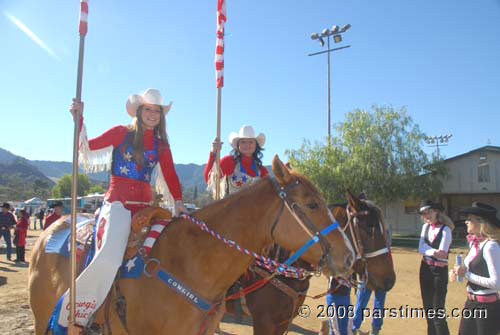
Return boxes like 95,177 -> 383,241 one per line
84,323 -> 101,335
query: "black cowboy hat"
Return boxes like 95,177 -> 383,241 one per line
2,202 -> 10,209
49,201 -> 64,209
419,199 -> 444,213
461,202 -> 500,228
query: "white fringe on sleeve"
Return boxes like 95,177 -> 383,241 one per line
152,164 -> 175,211
206,167 -> 227,199
78,124 -> 113,173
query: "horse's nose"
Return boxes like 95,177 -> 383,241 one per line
384,277 -> 395,291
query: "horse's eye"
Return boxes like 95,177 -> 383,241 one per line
306,203 -> 319,210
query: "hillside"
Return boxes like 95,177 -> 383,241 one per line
0,157 -> 55,201
0,147 -> 209,199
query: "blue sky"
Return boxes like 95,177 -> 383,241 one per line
1,0 -> 499,166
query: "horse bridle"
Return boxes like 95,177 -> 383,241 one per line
344,203 -> 389,283
268,177 -> 340,271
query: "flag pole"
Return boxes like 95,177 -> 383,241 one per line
69,1 -> 88,333
215,88 -> 222,200
214,0 -> 226,200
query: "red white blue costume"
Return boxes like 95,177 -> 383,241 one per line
48,89 -> 182,334
204,125 -> 268,198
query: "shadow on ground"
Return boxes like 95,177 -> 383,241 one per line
222,314 -> 317,335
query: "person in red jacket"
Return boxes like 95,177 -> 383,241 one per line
205,125 -> 268,198
43,201 -> 63,230
48,88 -> 188,334
14,209 -> 29,262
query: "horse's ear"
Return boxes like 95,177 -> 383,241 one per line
346,188 -> 363,211
273,155 -> 293,184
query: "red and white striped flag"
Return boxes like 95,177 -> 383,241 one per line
215,0 -> 226,88
79,0 -> 88,36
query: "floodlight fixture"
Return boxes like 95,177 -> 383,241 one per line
341,24 -> 351,32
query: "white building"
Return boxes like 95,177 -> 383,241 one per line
384,146 -> 500,236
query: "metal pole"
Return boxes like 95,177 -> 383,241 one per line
215,87 -> 222,200
327,36 -> 331,145
307,45 -> 351,57
69,34 -> 85,334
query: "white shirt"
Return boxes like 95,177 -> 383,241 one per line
418,223 -> 452,262
464,240 -> 500,295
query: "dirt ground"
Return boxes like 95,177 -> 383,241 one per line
1,223 -> 469,335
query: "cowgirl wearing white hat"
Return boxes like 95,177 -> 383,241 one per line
47,89 -> 187,334
204,125 -> 269,198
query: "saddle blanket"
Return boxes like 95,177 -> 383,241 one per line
45,216 -> 96,258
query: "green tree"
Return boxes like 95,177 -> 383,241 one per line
51,173 -> 91,198
89,184 -> 106,194
193,186 -> 198,200
286,105 -> 447,204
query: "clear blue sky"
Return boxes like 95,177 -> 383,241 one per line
1,0 -> 499,165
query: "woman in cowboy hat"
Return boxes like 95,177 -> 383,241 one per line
450,202 -> 500,335
47,89 -> 188,333
418,199 -> 454,335
204,125 -> 269,198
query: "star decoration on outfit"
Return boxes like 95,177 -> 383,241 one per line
232,175 -> 238,181
120,166 -> 129,175
235,180 -> 243,187
242,175 -> 248,183
149,161 -> 155,168
144,173 -> 150,181
123,152 -> 132,161
126,257 -> 137,272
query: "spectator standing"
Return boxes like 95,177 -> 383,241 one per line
14,209 -> 29,262
43,202 -> 63,230
0,203 -> 17,261
35,208 -> 45,230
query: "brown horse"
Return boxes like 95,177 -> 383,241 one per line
29,156 -> 354,335
224,190 -> 396,335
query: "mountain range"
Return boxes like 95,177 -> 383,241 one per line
0,147 -> 208,192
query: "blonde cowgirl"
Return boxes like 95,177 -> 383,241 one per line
451,202 -> 500,335
418,200 -> 454,335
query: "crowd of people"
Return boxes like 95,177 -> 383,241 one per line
0,201 -> 63,263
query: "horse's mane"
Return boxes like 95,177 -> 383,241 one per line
194,177 -> 270,217
328,199 -> 386,231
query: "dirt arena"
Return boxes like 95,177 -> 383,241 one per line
1,226 -> 469,335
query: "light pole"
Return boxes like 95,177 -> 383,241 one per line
425,134 -> 453,157
309,24 -> 351,144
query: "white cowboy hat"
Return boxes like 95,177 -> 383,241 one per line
125,88 -> 172,118
228,125 -> 266,149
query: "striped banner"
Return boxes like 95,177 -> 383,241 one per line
215,0 -> 226,88
79,0 -> 88,36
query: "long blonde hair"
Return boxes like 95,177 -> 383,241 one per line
421,209 -> 455,231
480,219 -> 500,242
126,105 -> 168,165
